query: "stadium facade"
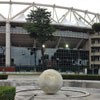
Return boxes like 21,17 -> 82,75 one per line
0,1 -> 100,73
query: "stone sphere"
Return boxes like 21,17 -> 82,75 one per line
38,69 -> 63,94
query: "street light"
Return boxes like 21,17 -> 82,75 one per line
30,47 -> 37,72
65,44 -> 69,48
42,44 -> 45,48
42,44 -> 45,67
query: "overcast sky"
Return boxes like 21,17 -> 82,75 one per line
0,0 -> 100,18
1,0 -> 100,12
11,0 -> 100,13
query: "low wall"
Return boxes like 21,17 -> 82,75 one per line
0,80 -> 14,86
0,67 -> 15,72
63,80 -> 100,89
0,80 -> 37,87
0,79 -> 100,89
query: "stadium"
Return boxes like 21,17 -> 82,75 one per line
0,1 -> 100,73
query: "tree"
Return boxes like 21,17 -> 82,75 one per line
24,8 -> 55,68
92,23 -> 100,32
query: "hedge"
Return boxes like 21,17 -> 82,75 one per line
0,74 -> 8,80
62,74 -> 100,80
0,86 -> 16,100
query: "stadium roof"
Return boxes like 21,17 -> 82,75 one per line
0,1 -> 100,29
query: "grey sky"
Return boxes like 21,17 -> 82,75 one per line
0,0 -> 100,18
10,0 -> 100,13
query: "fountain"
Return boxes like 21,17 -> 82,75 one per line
38,69 -> 63,94
15,69 -> 90,100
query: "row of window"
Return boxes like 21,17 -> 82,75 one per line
91,47 -> 100,53
91,39 -> 100,44
0,26 -> 27,34
51,49 -> 89,67
91,56 -> 100,61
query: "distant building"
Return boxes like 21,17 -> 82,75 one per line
0,1 -> 100,73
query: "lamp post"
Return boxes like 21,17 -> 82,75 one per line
33,48 -> 37,72
30,47 -> 37,72
41,44 -> 45,67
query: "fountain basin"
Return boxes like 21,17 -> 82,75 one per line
15,86 -> 90,100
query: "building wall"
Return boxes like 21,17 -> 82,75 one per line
0,23 -> 90,68
90,32 -> 100,69
11,47 -> 57,66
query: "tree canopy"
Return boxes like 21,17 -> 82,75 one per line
92,23 -> 100,32
24,8 -> 55,45
24,7 -> 56,67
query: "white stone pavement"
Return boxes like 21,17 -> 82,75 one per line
15,86 -> 100,100
7,75 -> 100,100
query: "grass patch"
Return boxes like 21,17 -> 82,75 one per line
0,86 -> 16,100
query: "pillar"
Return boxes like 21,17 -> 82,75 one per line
98,68 -> 100,75
84,68 -> 87,74
5,21 -> 11,67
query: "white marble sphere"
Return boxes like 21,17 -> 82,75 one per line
38,69 -> 63,94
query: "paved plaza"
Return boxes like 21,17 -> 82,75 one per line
15,86 -> 100,100
7,75 -> 100,100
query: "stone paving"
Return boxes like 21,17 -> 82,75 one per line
15,86 -> 100,100
7,75 -> 100,100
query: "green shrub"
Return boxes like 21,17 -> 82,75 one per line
0,86 -> 16,100
62,74 -> 100,80
0,74 -> 8,80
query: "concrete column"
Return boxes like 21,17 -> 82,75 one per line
98,68 -> 100,75
84,68 -> 87,74
89,35 -> 91,68
5,21 -> 11,67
